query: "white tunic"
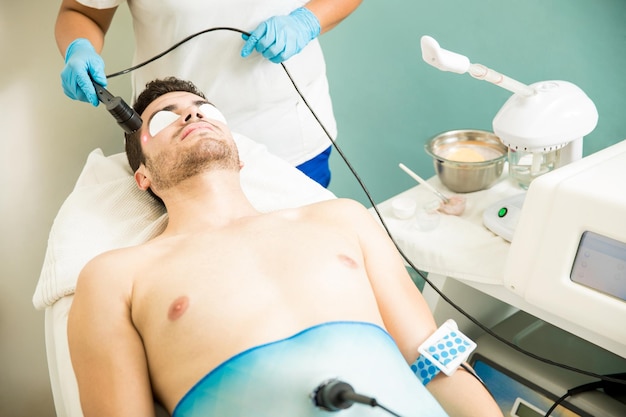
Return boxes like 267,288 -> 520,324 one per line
80,0 -> 337,165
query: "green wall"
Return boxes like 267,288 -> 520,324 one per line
320,0 -> 626,206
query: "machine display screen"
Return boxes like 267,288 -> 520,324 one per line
570,231 -> 626,302
513,399 -> 543,417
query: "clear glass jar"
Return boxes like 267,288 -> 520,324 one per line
413,200 -> 441,232
508,148 -> 560,189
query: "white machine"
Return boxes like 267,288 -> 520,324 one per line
503,138 -> 626,357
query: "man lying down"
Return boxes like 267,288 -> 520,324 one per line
68,77 -> 503,417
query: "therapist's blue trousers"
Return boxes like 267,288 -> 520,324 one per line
296,146 -> 332,188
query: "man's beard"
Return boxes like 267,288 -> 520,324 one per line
145,137 -> 239,191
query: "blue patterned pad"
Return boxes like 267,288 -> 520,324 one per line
173,321 -> 449,417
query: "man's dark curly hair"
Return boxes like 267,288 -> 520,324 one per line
124,77 -> 207,174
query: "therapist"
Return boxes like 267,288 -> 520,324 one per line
55,0 -> 362,187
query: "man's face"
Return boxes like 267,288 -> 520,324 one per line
136,91 -> 240,193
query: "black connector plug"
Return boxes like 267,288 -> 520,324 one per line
312,378 -> 403,417
313,379 -> 358,411
91,79 -> 142,134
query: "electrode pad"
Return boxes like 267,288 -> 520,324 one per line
411,319 -> 476,385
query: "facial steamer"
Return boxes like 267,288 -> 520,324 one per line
419,35 -> 598,190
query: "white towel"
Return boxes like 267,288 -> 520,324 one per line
374,174 -> 520,285
33,133 -> 335,309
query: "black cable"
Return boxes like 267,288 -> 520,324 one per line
106,27 -> 248,78
104,26 -> 626,388
544,391 -> 572,417
543,380 -> 603,417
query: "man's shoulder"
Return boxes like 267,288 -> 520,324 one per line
78,243 -> 146,286
88,243 -> 144,264
297,198 -> 371,222
306,197 -> 366,211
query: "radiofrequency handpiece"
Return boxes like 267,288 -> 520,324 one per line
91,79 -> 143,134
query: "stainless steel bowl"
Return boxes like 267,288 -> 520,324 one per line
424,129 -> 507,193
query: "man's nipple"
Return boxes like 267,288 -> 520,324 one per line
338,254 -> 359,269
168,296 -> 189,321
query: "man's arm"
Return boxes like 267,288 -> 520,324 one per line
305,0 -> 363,34
348,200 -> 503,417
68,252 -> 156,417
340,199 -> 437,359
55,0 -> 117,56
427,367 -> 503,417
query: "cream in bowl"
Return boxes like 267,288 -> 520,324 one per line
425,130 -> 507,193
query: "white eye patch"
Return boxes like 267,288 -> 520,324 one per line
198,103 -> 227,125
148,103 -> 228,137
149,111 -> 179,137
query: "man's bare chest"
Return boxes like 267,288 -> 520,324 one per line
130,218 -> 368,326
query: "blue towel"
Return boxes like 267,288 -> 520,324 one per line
173,321 -> 449,417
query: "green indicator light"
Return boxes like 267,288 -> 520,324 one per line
498,207 -> 508,218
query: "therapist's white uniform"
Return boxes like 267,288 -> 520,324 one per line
80,0 -> 337,167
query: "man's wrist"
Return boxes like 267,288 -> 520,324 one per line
410,319 -> 477,385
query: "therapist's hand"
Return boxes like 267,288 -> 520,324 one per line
60,38 -> 107,107
241,7 -> 321,63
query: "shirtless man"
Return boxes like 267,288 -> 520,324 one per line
68,77 -> 503,417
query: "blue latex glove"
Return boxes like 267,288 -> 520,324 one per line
60,38 -> 107,106
241,7 -> 321,63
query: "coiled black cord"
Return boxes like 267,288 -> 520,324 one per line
106,27 -> 626,389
